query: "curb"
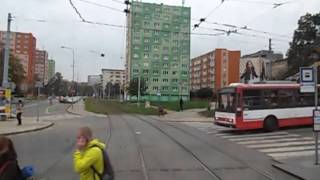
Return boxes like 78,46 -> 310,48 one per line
65,104 -> 82,116
272,164 -> 305,180
0,121 -> 55,136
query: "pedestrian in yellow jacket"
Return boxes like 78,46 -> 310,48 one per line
73,127 -> 106,180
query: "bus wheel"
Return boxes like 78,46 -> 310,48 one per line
263,116 -> 279,132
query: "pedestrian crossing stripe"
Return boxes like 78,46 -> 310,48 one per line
247,140 -> 319,149
182,122 -> 316,161
228,134 -> 300,142
237,137 -> 314,145
268,150 -> 315,159
218,131 -> 288,138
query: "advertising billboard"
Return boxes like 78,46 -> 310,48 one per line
239,57 -> 270,84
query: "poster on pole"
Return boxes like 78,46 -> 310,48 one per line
300,67 -> 315,93
313,110 -> 320,131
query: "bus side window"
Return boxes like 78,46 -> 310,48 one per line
243,90 -> 262,110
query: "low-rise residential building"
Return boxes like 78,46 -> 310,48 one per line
101,69 -> 126,97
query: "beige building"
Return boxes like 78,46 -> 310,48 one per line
271,59 -> 288,80
101,69 -> 126,97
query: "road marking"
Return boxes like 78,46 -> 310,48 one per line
237,137 -> 313,145
247,140 -> 318,148
260,145 -> 315,153
218,132 -> 288,138
269,150 -> 315,159
228,134 -> 300,142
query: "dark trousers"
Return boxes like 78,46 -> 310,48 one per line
17,113 -> 22,125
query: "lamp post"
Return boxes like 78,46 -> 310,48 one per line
61,46 -> 75,109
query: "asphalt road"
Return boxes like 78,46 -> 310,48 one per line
7,103 -> 299,180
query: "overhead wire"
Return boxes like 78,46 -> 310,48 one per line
77,0 -> 123,12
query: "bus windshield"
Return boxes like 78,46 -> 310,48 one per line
217,92 -> 238,113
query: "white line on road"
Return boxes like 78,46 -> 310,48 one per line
218,132 -> 288,138
268,150 -> 315,159
237,137 -> 313,145
228,134 -> 300,142
260,145 -> 315,153
247,140 -> 317,148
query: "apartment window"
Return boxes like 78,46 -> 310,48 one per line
144,53 -> 149,58
143,69 -> 149,74
163,63 -> 168,67
172,79 -> 178,83
154,23 -> 160,28
164,24 -> 169,28
154,38 -> 160,43
153,78 -> 158,82
153,70 -> 159,74
164,16 -> 169,21
182,64 -> 188,68
144,46 -> 150,51
153,86 -> 158,90
173,40 -> 178,45
173,32 -> 179,36
182,71 -> 188,75
143,62 -> 149,67
163,55 -> 169,61
154,45 -> 159,51
172,87 -> 178,91
143,21 -> 150,26
172,71 -> 177,75
133,69 -> 139,73
154,30 -> 160,35
133,53 -> 139,58
163,79 -> 168,82
162,86 -> 169,91
163,71 -> 168,75
144,38 -> 150,43
172,64 -> 178,68
144,29 -> 150,33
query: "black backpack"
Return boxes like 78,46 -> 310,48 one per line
91,146 -> 114,180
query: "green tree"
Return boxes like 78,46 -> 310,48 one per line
0,51 -> 26,89
287,13 -> 320,75
128,78 -> 147,97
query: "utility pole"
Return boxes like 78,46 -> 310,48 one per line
137,77 -> 140,107
2,13 -> 13,88
269,38 -> 273,80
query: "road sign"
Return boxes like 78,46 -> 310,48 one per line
156,90 -> 161,96
314,110 -> 320,131
35,81 -> 43,88
300,67 -> 315,93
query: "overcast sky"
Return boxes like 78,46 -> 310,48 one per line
0,0 -> 319,82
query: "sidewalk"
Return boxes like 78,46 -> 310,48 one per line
273,156 -> 320,180
0,117 -> 54,136
157,108 -> 212,122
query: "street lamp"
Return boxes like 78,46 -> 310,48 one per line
61,46 -> 75,109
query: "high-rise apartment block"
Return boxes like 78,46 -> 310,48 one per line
190,49 -> 241,92
126,1 -> 191,101
34,49 -> 48,84
48,59 -> 56,79
0,31 -> 37,90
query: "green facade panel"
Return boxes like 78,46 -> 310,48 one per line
128,1 -> 191,101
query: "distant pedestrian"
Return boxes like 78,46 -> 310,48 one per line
16,100 -> 23,126
74,127 -> 114,180
180,98 -> 184,111
0,136 -> 23,180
